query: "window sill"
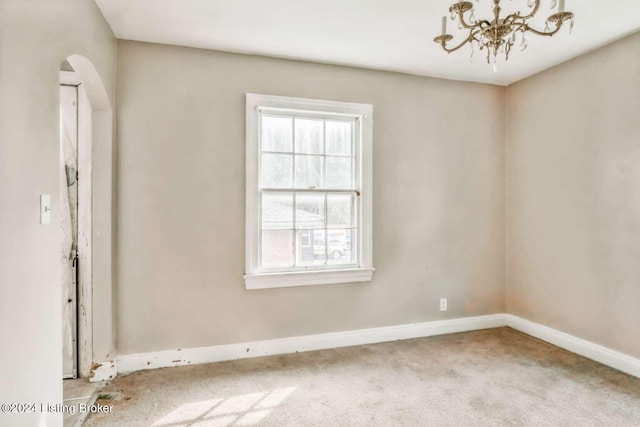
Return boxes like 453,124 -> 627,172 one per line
244,268 -> 375,290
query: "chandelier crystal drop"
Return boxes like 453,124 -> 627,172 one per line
434,0 -> 574,66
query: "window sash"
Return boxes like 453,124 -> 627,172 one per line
259,189 -> 360,273
258,113 -> 358,192
257,110 -> 361,273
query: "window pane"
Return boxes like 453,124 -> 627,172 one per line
295,155 -> 323,189
295,119 -> 323,154
262,116 -> 292,152
327,194 -> 354,228
261,153 -> 292,188
262,192 -> 293,230
296,229 -> 326,266
295,193 -> 325,229
262,230 -> 294,268
326,121 -> 352,156
327,229 -> 356,265
326,157 -> 352,189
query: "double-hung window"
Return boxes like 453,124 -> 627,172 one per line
245,94 -> 373,289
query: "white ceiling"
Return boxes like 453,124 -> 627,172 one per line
95,0 -> 640,86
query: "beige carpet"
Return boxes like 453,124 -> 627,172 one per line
85,328 -> 640,426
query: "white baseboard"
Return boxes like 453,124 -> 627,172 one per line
117,314 -> 507,374
506,314 -> 640,379
114,314 -> 640,380
89,360 -> 117,383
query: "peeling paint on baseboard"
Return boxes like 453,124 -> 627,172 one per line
90,360 -> 117,383
116,315 -> 508,375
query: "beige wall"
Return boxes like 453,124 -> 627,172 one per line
506,32 -> 640,359
0,1 -> 116,426
115,41 -> 505,355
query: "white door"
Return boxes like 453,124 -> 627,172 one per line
60,84 -> 78,379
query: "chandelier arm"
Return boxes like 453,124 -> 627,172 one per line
469,30 -> 482,43
516,0 -> 541,20
456,11 -> 483,30
508,22 -> 528,33
502,14 -> 521,27
440,34 -> 475,54
523,22 -> 563,37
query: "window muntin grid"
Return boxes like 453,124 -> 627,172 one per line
258,112 -> 360,272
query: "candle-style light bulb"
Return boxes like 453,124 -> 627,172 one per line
442,16 -> 447,35
559,0 -> 565,12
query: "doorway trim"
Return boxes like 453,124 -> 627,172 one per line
60,69 -> 92,378
62,55 -> 116,382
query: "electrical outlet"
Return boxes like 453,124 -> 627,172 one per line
440,298 -> 447,312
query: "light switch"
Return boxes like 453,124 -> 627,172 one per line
41,194 -> 51,224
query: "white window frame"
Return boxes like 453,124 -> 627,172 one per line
245,93 -> 374,290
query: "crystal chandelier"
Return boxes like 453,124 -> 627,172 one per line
434,0 -> 574,69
